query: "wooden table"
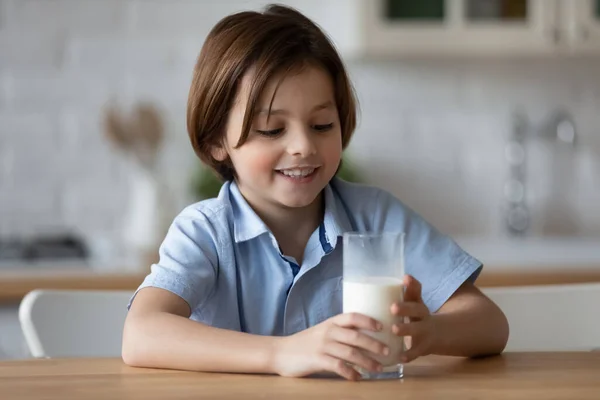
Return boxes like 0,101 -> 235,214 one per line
1,352 -> 600,399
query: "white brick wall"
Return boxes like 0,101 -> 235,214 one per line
0,0 -> 599,258
6,71 -> 127,111
6,0 -> 127,34
65,37 -> 184,74
0,33 -> 62,71
129,0 -> 257,36
348,59 -> 600,237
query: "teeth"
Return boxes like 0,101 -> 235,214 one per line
279,168 -> 315,177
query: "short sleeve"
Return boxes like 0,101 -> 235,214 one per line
128,207 -> 220,311
373,190 -> 483,313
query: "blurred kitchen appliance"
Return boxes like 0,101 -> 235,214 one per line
503,109 -> 579,237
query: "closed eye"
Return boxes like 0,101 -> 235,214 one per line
256,128 -> 284,137
313,123 -> 334,132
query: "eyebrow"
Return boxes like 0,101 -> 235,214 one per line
255,101 -> 335,116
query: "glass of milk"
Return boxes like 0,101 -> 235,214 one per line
342,232 -> 405,380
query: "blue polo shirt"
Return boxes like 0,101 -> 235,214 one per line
131,178 -> 482,336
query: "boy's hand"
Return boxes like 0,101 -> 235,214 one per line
272,313 -> 389,380
391,275 -> 436,363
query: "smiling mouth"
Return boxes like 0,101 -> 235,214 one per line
275,167 -> 320,181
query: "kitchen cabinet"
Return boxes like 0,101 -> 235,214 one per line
357,0 -> 558,57
295,0 -> 600,58
563,0 -> 600,53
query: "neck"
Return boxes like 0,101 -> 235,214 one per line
237,185 -> 324,263
262,197 -> 323,240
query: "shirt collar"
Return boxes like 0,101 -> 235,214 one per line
322,178 -> 354,249
228,178 -> 353,246
227,181 -> 271,243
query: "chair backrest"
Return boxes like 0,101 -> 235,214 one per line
483,283 -> 600,351
19,289 -> 133,358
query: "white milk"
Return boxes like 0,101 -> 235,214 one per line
343,277 -> 405,368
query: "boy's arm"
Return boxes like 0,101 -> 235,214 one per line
122,287 -> 388,380
429,282 -> 509,357
392,276 -> 509,362
122,287 -> 278,374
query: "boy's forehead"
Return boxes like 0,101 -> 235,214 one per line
238,65 -> 335,110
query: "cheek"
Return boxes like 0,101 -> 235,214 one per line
231,145 -> 278,175
251,155 -> 277,172
322,130 -> 343,159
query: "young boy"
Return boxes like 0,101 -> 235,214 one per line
123,4 -> 508,381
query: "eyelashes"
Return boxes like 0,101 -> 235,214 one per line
255,123 -> 335,138
313,123 -> 334,132
255,128 -> 284,137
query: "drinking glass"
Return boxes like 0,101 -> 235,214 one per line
342,232 -> 405,380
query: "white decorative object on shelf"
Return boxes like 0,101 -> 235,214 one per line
122,162 -> 166,265
103,102 -> 170,268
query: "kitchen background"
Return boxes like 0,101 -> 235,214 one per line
1,0 -> 599,359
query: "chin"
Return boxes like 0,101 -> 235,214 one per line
277,193 -> 320,209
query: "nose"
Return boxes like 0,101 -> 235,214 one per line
285,128 -> 317,157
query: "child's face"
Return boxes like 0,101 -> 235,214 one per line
215,64 -> 342,211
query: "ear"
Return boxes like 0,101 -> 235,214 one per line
211,144 -> 228,162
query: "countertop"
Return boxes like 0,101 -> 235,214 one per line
0,269 -> 147,303
456,237 -> 600,268
1,237 -> 599,304
2,263 -> 600,304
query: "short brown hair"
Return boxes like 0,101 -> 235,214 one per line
187,4 -> 357,181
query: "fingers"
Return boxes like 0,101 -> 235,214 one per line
325,342 -> 381,374
319,355 -> 361,381
329,325 -> 389,357
403,275 -> 422,303
391,321 -> 424,337
390,301 -> 429,320
399,343 -> 427,363
392,322 -> 430,363
333,312 -> 382,332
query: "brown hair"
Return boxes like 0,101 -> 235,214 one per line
187,4 -> 357,181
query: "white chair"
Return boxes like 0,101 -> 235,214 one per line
483,283 -> 600,351
19,289 -> 133,358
